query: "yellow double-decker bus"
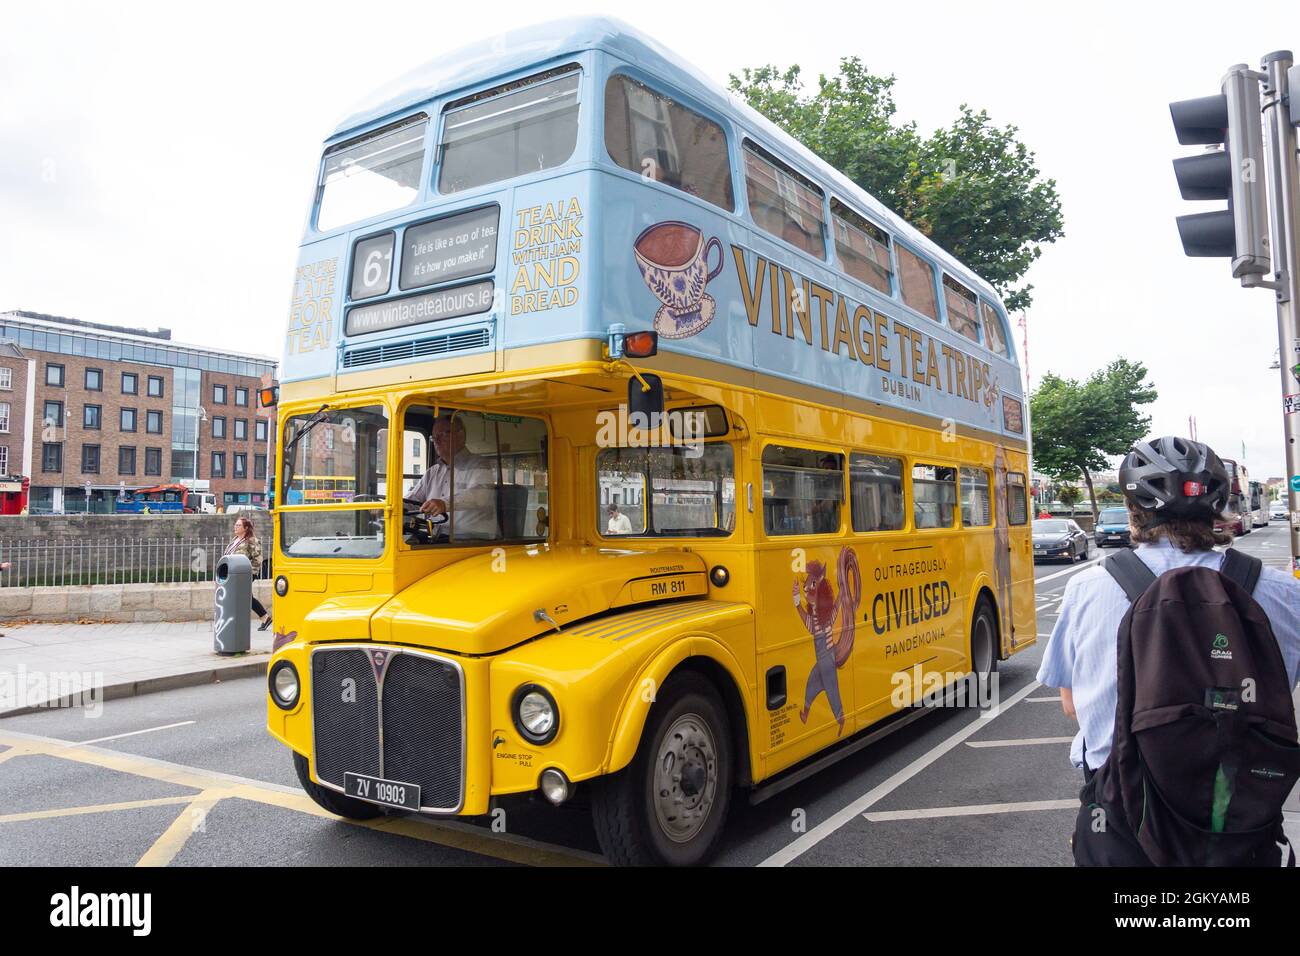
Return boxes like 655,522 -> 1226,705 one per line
285,475 -> 358,505
266,17 -> 1036,865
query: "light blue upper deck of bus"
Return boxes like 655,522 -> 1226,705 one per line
283,16 -> 1026,442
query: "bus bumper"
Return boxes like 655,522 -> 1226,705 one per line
267,640 -> 494,816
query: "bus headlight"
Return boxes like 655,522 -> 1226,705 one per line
513,684 -> 558,744
269,661 -> 300,710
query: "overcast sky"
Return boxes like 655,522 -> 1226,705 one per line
2,1 -> 1297,479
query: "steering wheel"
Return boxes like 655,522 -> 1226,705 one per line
352,493 -> 384,503
402,499 -> 448,543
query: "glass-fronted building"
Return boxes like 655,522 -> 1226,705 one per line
0,311 -> 277,513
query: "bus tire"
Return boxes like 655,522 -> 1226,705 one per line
292,751 -> 384,821
591,672 -> 733,866
969,597 -> 999,703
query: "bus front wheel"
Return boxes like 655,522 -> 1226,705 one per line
292,751 -> 384,821
591,672 -> 733,866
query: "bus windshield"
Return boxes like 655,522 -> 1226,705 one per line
437,67 -> 581,195
280,405 -> 388,558
400,406 -> 550,545
317,116 -> 428,232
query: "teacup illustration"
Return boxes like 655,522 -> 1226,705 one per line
634,220 -> 723,339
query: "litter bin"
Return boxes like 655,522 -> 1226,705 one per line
214,554 -> 252,655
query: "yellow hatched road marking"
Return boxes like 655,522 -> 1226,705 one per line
0,730 -> 601,867
0,795 -> 197,825
136,790 -> 228,867
0,746 -> 32,766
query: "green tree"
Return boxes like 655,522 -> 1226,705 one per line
1030,359 -> 1158,525
1058,484 -> 1084,515
729,60 -> 1063,311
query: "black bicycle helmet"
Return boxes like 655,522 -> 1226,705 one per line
1118,436 -> 1229,517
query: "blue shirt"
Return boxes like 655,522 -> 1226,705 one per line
1036,540 -> 1300,770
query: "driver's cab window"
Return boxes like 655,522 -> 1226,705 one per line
399,406 -> 549,546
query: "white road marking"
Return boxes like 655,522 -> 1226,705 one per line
1025,695 -> 1062,703
1034,557 -> 1103,585
78,721 -> 196,745
966,736 -> 1074,748
757,680 -> 1042,867
864,798 -> 1077,822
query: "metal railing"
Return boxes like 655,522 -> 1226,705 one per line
0,537 -> 269,588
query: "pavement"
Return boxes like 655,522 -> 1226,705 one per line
0,620 -> 272,717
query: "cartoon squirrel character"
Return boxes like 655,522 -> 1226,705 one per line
792,548 -> 861,736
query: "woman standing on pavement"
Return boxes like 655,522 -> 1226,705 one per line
224,516 -> 271,631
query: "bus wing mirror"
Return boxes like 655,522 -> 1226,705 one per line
258,386 -> 279,409
628,373 -> 665,421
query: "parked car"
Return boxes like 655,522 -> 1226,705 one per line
1094,506 -> 1131,548
1032,518 -> 1090,563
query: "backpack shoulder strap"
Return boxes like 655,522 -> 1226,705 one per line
1104,548 -> 1158,604
1220,548 -> 1262,595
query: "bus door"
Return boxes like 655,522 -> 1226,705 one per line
755,445 -> 855,773
997,460 -> 1034,652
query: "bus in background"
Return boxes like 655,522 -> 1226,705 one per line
283,475 -> 357,505
117,483 -> 193,514
1248,479 -> 1268,528
265,17 -> 1036,865
1217,459 -> 1251,536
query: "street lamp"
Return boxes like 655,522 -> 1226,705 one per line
58,407 -> 70,514
193,403 -> 207,486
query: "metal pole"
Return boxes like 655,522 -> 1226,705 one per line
1260,51 -> 1300,579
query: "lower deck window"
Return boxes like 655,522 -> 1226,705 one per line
960,466 -> 992,527
850,453 -> 904,532
762,446 -> 843,536
912,463 -> 956,529
598,443 -> 735,537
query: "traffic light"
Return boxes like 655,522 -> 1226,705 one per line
1170,65 -> 1270,278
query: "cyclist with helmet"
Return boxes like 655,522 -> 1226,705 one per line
1037,436 -> 1300,865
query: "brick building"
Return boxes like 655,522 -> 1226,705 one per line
0,311 -> 277,513
0,342 -> 35,485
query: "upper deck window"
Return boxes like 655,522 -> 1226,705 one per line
438,67 -> 581,195
743,143 -> 825,259
604,75 -> 733,210
317,116 -> 428,233
981,299 -> 1009,356
896,245 -> 939,321
831,200 -> 892,295
942,274 -> 981,344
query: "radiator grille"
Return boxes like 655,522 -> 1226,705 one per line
310,646 -> 464,812
311,649 -> 380,785
380,654 -> 464,811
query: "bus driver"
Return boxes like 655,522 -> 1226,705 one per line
406,414 -> 497,539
